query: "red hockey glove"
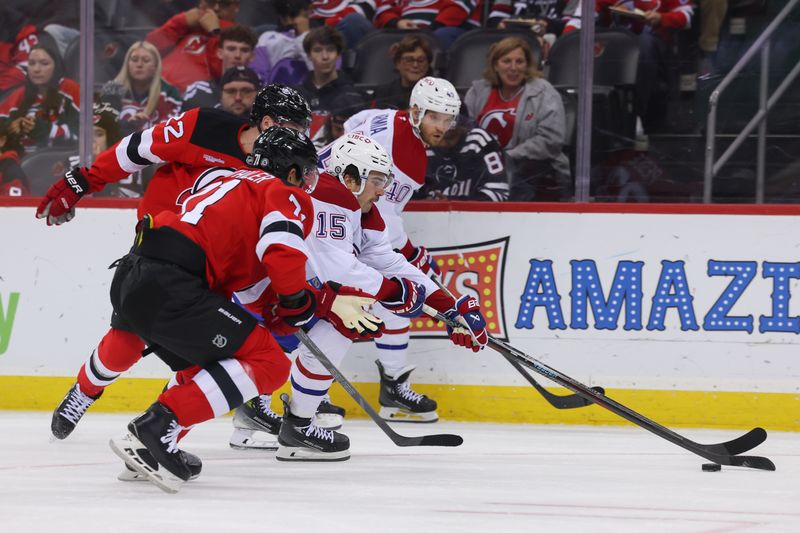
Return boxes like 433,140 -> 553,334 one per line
35,167 -> 90,226
407,245 -> 441,277
266,289 -> 317,336
315,281 -> 384,340
442,295 -> 488,352
379,277 -> 426,318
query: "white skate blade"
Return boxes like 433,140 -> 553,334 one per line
313,412 -> 343,430
109,434 -> 186,494
378,406 -> 439,423
275,445 -> 350,462
228,428 -> 279,451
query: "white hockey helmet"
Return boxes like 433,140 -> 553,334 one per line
409,76 -> 461,129
326,132 -> 394,195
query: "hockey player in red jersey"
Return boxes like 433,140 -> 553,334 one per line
340,76 -> 462,422
249,132 -> 487,461
106,127 -> 379,492
42,85 -> 315,442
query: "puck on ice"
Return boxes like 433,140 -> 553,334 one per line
702,463 -> 721,472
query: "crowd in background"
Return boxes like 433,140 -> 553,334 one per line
1,0 -> 792,202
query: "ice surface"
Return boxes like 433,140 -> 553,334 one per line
0,412 -> 797,533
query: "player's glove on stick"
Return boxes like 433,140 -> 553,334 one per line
379,277 -> 426,318
267,289 -> 317,336
35,167 -> 90,226
443,295 -> 488,352
407,245 -> 441,277
315,281 -> 384,340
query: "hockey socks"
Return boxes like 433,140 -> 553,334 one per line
76,328 -> 145,397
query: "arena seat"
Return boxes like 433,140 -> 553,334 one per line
547,28 -> 640,146
443,29 -> 543,92
20,148 -> 78,196
344,30 -> 441,89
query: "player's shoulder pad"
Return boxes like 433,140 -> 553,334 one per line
311,172 -> 360,212
266,181 -> 315,235
393,111 -> 427,185
361,205 -> 386,232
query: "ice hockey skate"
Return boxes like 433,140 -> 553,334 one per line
51,383 -> 102,440
229,395 -> 281,450
275,393 -> 350,462
109,402 -> 194,494
314,394 -> 346,430
118,449 -> 202,482
376,360 -> 438,423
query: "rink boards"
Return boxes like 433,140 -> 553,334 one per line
1,199 -> 798,430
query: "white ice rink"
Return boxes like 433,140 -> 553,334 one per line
0,411 -> 797,533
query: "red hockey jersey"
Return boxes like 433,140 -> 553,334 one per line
155,169 -> 315,298
84,107 -> 250,218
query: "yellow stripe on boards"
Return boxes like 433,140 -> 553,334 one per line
1,376 -> 797,431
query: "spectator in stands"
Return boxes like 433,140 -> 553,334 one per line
487,0 -> 573,58
374,0 -> 482,49
296,26 -> 364,147
372,35 -> 433,110
250,0 -> 313,86
0,130 -> 29,195
131,0 -> 200,27
217,65 -> 259,117
182,24 -> 257,110
104,41 -> 182,136
311,1 -> 376,49
0,24 -> 39,93
464,36 -> 570,201
418,116 -> 509,201
0,43 -> 80,155
698,0 -> 727,74
563,0 -> 694,133
146,0 -> 241,93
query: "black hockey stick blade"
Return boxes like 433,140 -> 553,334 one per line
697,427 -> 768,457
295,330 -> 463,448
501,342 -> 775,471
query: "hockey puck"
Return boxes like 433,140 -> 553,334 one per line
702,463 -> 721,472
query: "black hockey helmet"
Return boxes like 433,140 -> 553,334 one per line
246,126 -> 319,193
250,83 -> 312,130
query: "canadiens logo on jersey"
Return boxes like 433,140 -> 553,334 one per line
410,237 -> 509,339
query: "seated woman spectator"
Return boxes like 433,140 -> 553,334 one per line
104,41 -> 182,136
372,35 -> 432,110
464,36 -> 570,201
0,43 -> 80,155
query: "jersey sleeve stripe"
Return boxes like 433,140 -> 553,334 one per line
258,211 -> 301,236
126,132 -> 152,167
255,231 -> 310,262
233,276 -> 272,305
138,127 -> 165,164
260,220 -> 305,240
115,135 -> 147,174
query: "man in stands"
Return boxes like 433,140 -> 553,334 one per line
146,0 -> 242,93
182,24 -> 257,110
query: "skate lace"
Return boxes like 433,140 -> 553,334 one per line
61,387 -> 95,424
257,397 -> 281,422
303,420 -> 334,443
159,420 -> 182,454
397,381 -> 424,404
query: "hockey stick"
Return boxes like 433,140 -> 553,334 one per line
430,277 -> 604,408
295,329 -> 463,448
426,308 -> 775,470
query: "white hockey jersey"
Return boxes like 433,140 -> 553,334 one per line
305,172 -> 439,297
340,109 -> 428,250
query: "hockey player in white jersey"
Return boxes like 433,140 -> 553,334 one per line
341,76 -> 462,422
271,132 -> 488,461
